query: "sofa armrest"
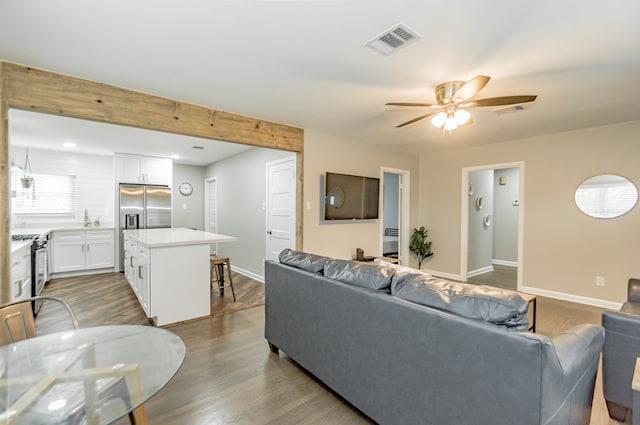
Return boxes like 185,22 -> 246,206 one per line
602,311 -> 640,410
628,278 -> 640,303
552,324 -> 604,372
536,324 -> 604,424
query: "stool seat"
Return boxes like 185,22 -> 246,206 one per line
210,256 -> 236,301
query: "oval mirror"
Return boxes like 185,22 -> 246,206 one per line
575,174 -> 638,219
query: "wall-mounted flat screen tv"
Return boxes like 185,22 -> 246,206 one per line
324,172 -> 380,220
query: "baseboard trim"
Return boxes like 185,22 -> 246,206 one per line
519,285 -> 622,310
492,259 -> 518,268
467,265 -> 494,278
424,267 -> 621,309
230,265 -> 265,284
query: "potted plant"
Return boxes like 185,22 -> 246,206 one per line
409,226 -> 433,269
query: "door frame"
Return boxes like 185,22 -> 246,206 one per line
380,167 -> 410,266
204,176 -> 218,253
460,161 -> 524,290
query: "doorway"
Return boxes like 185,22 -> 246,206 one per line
461,162 -> 524,290
381,167 -> 410,266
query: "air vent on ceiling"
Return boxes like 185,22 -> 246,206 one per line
365,23 -> 421,56
192,145 -> 205,149
494,104 -> 526,116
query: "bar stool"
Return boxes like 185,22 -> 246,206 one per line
210,256 -> 236,301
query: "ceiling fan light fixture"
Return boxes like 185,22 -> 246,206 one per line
431,111 -> 447,128
454,109 -> 471,125
444,117 -> 458,131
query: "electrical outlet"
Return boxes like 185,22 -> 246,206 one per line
596,276 -> 605,287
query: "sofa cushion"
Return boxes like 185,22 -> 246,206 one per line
374,259 -> 432,278
324,259 -> 395,293
278,249 -> 331,274
391,273 -> 529,330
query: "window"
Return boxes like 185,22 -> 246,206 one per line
10,169 -> 76,215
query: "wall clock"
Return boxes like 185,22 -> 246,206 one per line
179,182 -> 193,196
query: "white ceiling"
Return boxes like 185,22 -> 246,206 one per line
9,109 -> 252,166
1,1 -> 640,156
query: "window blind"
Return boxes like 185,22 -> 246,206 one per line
575,181 -> 637,218
11,171 -> 76,215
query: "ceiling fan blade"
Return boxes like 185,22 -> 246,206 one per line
386,102 -> 436,107
395,112 -> 436,128
469,95 -> 537,107
452,75 -> 491,102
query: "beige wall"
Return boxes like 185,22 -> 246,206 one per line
419,121 -> 640,304
302,130 -> 420,261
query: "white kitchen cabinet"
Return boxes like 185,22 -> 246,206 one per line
122,228 -> 236,326
115,153 -> 172,186
51,230 -> 114,274
86,230 -> 115,269
136,244 -> 150,315
123,234 -> 150,315
10,243 -> 31,302
123,236 -> 134,286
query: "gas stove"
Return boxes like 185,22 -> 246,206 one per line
12,234 -> 40,241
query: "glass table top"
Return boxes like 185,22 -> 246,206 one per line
0,325 -> 185,425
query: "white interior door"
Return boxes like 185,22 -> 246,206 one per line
204,177 -> 218,254
266,157 -> 296,261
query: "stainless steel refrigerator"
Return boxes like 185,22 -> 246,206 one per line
119,184 -> 172,271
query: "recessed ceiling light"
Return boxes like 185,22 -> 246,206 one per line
171,154 -> 180,159
63,141 -> 76,148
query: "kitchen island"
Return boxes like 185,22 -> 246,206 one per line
123,228 -> 237,326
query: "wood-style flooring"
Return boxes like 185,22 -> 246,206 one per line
466,264 -> 517,290
38,271 -> 622,425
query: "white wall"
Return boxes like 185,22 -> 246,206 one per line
493,167 -> 519,264
383,172 -> 400,232
468,169 -> 493,274
172,163 -> 205,230
419,121 -> 640,304
9,146 -> 114,229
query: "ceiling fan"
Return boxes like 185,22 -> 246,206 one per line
386,75 -> 537,131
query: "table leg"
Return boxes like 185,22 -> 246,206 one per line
128,366 -> 148,425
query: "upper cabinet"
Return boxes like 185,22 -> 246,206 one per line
115,153 -> 172,186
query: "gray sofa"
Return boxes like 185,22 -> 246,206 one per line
264,250 -> 605,425
602,277 -> 640,421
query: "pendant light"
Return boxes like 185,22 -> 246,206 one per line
20,148 -> 34,189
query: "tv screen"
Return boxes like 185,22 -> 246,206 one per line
324,172 -> 380,220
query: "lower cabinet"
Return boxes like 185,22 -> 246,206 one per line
10,244 -> 32,302
123,235 -> 150,316
122,234 -> 211,326
51,230 -> 115,274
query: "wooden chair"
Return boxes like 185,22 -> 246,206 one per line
0,296 -> 137,424
0,296 -> 79,345
210,256 -> 236,301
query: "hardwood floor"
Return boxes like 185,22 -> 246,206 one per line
466,264 -> 517,290
38,272 -> 622,424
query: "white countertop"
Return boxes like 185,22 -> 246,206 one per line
12,224 -> 115,239
11,240 -> 32,254
123,228 -> 238,248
